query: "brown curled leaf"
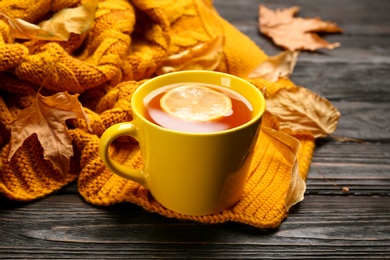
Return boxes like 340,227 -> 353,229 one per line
259,5 -> 343,51
261,126 -> 305,210
248,50 -> 299,82
8,92 -> 90,176
266,86 -> 341,138
0,0 -> 98,41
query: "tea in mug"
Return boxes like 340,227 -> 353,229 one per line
143,83 -> 253,133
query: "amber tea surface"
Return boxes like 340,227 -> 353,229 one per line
143,83 -> 253,133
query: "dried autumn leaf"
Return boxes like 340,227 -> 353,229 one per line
40,0 -> 98,40
156,36 -> 224,74
259,5 -> 343,51
248,50 -> 298,82
285,160 -> 306,210
8,92 -> 90,175
0,0 -> 98,41
0,13 -> 57,40
266,86 -> 341,138
262,126 -> 305,210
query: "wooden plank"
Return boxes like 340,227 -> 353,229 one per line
307,163 -> 390,195
214,0 -> 390,17
214,0 -> 390,63
238,29 -> 390,64
331,101 -> 390,140
313,141 -> 390,165
306,141 -> 390,195
0,195 -> 389,259
291,62 -> 390,102
214,0 -> 390,30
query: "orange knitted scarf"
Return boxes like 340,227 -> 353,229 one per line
0,0 -> 324,228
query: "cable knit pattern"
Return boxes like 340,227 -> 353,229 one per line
0,0 -> 316,228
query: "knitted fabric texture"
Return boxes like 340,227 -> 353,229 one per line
0,0 -> 316,229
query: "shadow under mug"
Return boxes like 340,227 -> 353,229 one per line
99,70 -> 266,216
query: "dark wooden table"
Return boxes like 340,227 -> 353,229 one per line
1,0 -> 389,258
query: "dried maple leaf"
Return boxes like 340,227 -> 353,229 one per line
8,92 -> 90,175
0,0 -> 98,41
248,50 -> 298,82
259,5 -> 343,51
266,86 -> 341,138
156,36 -> 224,74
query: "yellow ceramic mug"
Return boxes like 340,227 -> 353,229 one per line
99,70 -> 266,215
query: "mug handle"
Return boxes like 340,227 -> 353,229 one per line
99,122 -> 147,187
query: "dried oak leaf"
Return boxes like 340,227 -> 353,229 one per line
259,5 -> 343,51
0,0 -> 98,41
8,92 -> 89,175
156,36 -> 224,75
266,86 -> 340,138
248,50 -> 298,82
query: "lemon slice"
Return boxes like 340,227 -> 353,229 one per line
160,85 -> 232,121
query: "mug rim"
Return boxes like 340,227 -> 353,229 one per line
132,70 -> 266,136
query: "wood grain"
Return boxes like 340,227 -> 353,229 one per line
292,62 -> 390,102
1,195 -> 389,259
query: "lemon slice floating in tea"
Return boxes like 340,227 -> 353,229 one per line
160,85 -> 232,121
